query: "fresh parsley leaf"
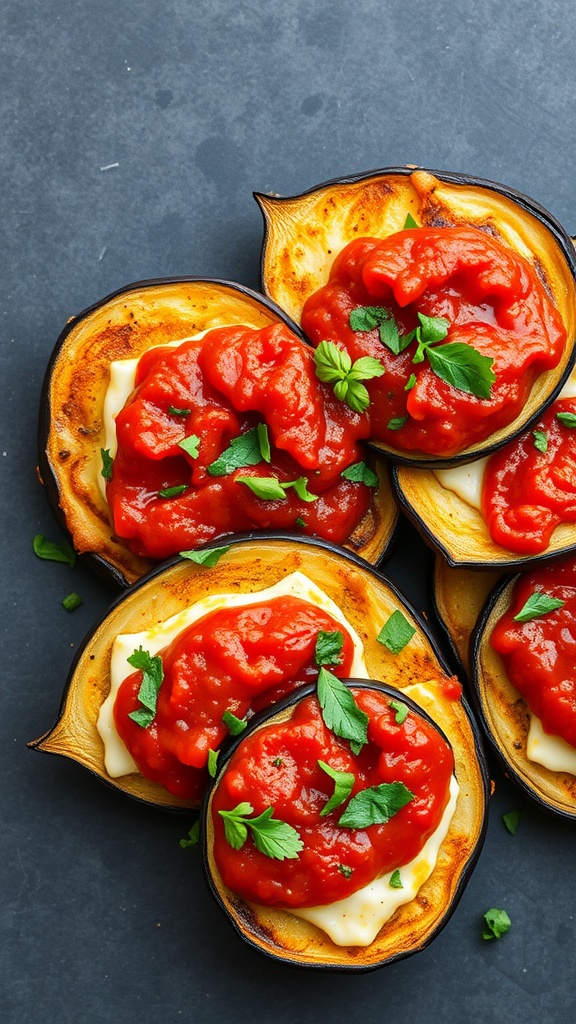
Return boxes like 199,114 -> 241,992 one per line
338,863 -> 353,878
179,821 -> 200,848
62,592 -> 82,612
178,434 -> 201,458
295,516 -> 307,529
314,341 -> 384,413
404,373 -> 417,391
557,411 -> 576,428
425,342 -> 495,398
513,590 -> 565,622
127,647 -> 164,728
222,710 -> 248,736
377,610 -> 416,654
389,699 -> 409,725
218,804 -> 303,860
100,448 -> 114,481
207,749 -> 219,778
318,760 -> 356,816
389,869 -> 403,888
257,422 -> 271,462
502,809 -> 522,835
236,475 -> 286,501
315,630 -> 345,667
533,430 -> 548,453
349,306 -> 390,332
157,484 -> 188,499
482,908 -> 511,940
33,534 -> 76,567
341,461 -> 379,487
208,427 -> 265,476
380,318 -> 413,355
338,781 -> 414,828
317,668 -> 369,754
179,545 -> 231,567
282,477 -> 318,502
169,405 -> 191,416
387,416 -> 408,431
403,213 -> 419,229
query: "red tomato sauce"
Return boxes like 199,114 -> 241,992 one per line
113,595 -> 357,802
211,688 -> 454,908
490,559 -> 576,747
301,227 -> 566,457
106,323 -> 373,559
482,397 -> 576,553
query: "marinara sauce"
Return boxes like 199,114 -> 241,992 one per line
106,323 -> 373,559
490,558 -> 576,747
482,396 -> 576,553
113,596 -> 357,802
301,226 -> 566,457
211,688 -> 454,908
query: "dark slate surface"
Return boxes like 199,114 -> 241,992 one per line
2,2 -> 576,1022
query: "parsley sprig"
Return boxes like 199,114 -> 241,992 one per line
317,668 -> 368,754
218,803 -> 303,860
513,590 -> 565,622
314,341 -> 384,413
127,647 -> 164,728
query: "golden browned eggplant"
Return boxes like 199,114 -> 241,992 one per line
203,675 -> 487,970
256,168 -> 576,467
38,279 -> 398,587
432,557 -> 503,676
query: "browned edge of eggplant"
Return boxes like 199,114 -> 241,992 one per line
470,574 -> 576,820
202,676 -> 488,972
38,277 -> 398,588
431,556 -> 506,679
255,166 -> 576,469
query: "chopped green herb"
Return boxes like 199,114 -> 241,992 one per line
502,809 -> 522,835
236,475 -> 286,501
169,405 -> 191,417
179,821 -> 200,848
314,340 -> 384,413
257,422 -> 271,462
127,647 -> 164,728
157,484 -> 188,499
341,461 -> 379,487
377,610 -> 416,654
33,534 -> 76,567
533,430 -> 548,453
315,629 -> 345,667
317,668 -> 368,754
62,592 -> 82,612
389,699 -> 409,725
426,342 -> 495,398
404,373 -> 417,391
178,434 -> 201,458
338,781 -> 414,829
349,305 -> 390,333
513,590 -> 565,622
282,476 -> 318,502
387,416 -> 408,431
207,749 -> 219,778
411,313 -> 451,361
556,411 -> 576,428
222,710 -> 248,736
208,426 -> 267,476
100,448 -> 114,481
403,213 -> 419,229
295,516 -> 307,529
338,864 -> 353,879
389,869 -> 403,889
482,908 -> 511,940
218,803 -> 303,860
179,545 -> 231,567
318,760 -> 356,816
272,757 -> 283,768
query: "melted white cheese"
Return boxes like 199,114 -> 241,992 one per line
527,715 -> 576,776
289,775 -> 459,946
96,571 -> 368,778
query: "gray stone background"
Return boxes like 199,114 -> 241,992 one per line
2,1 -> 575,1022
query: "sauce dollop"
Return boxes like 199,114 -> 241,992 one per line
302,226 -> 565,456
211,688 -> 454,908
482,398 -> 576,553
113,595 -> 357,802
106,323 -> 373,559
490,558 -> 576,747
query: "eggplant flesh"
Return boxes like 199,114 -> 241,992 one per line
203,678 -> 486,971
39,279 -> 397,587
257,168 -> 576,467
432,557 -> 503,677
472,578 -> 576,819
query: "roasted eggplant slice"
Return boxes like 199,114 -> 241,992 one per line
256,167 -> 576,467
472,569 -> 576,819
29,535 -> 488,840
432,557 -> 504,676
203,677 -> 487,970
39,279 -> 398,587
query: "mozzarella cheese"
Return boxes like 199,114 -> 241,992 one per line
527,715 -> 576,776
96,571 -> 368,778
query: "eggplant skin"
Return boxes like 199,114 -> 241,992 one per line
472,576 -> 576,820
38,278 -> 398,587
256,167 -> 576,468
203,677 -> 487,971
